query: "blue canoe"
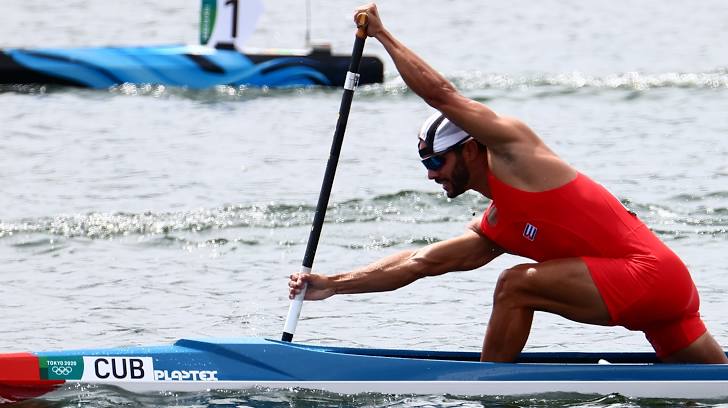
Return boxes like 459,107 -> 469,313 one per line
0,44 -> 384,89
1,337 -> 727,402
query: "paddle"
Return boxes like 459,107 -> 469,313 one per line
281,13 -> 369,342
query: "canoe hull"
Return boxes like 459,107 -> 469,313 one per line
2,337 -> 727,401
0,45 -> 384,89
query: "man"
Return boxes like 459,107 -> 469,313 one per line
288,3 -> 727,363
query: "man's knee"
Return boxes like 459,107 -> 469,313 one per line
494,263 -> 538,304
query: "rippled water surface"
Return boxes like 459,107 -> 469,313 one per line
2,0 -> 728,406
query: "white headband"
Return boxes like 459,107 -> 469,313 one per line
418,112 -> 470,155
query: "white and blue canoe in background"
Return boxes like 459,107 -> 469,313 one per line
0,0 -> 384,89
0,44 -> 383,89
1,337 -> 728,402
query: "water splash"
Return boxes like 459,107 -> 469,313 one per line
5,69 -> 726,99
1,191 -> 725,241
21,386 -> 725,408
451,70 -> 728,91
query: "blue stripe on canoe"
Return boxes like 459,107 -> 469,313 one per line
34,337 -> 728,382
6,46 -> 332,88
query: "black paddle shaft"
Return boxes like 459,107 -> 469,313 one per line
281,23 -> 368,343
302,36 -> 366,269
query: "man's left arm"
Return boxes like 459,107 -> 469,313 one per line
355,3 -> 538,155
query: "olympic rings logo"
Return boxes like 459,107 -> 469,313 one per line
52,366 -> 74,376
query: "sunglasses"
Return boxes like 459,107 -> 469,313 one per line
419,137 -> 473,171
421,154 -> 448,171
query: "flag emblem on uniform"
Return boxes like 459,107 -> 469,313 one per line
523,223 -> 538,241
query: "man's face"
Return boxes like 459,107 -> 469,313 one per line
420,141 -> 470,198
436,150 -> 470,198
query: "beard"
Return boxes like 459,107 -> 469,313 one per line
444,155 -> 470,198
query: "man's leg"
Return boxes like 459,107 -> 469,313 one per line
661,332 -> 728,364
481,258 -> 610,362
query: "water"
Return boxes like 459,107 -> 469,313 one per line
2,0 -> 728,406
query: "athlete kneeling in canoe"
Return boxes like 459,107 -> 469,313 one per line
289,3 -> 728,364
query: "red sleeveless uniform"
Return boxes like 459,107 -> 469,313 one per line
480,171 -> 705,357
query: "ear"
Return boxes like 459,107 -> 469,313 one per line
461,140 -> 480,162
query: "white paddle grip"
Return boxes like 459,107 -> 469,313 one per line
283,265 -> 312,335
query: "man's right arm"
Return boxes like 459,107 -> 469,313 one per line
288,218 -> 503,300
